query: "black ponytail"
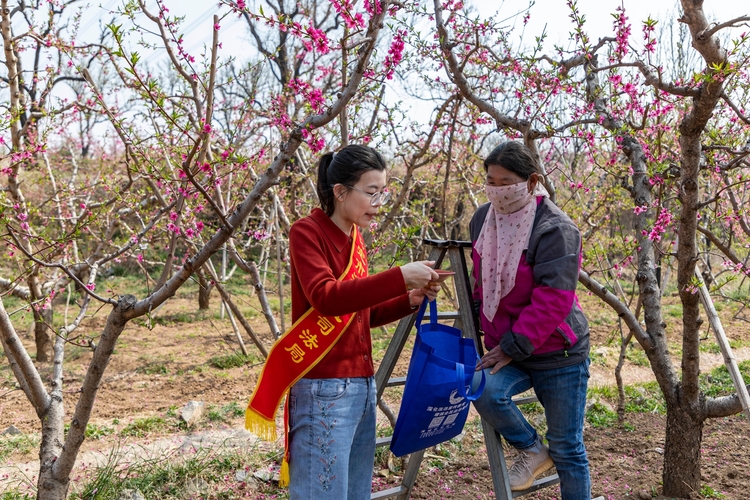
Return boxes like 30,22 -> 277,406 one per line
316,145 -> 386,216
316,152 -> 336,215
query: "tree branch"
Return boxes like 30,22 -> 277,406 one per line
0,299 -> 51,414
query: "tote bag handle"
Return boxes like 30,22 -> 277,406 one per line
415,296 -> 437,328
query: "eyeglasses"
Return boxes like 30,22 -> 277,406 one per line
346,185 -> 392,206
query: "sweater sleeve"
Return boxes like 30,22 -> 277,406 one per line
499,221 -> 581,361
289,220 -> 409,317
370,295 -> 415,327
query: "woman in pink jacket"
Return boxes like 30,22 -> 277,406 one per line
470,141 -> 591,499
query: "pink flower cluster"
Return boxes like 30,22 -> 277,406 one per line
642,18 -> 657,54
644,208 -> 673,242
612,6 -> 631,61
267,16 -> 330,54
383,30 -> 406,80
363,0 -> 382,17
250,229 -> 270,241
330,0 -> 365,29
288,79 -> 326,113
301,128 -> 325,153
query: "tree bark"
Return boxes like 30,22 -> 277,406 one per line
37,335 -> 66,500
197,268 -> 212,310
662,405 -> 704,497
33,309 -> 53,362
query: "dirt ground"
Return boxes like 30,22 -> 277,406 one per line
1,285 -> 749,499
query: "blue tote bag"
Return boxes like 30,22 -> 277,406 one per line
389,299 -> 485,457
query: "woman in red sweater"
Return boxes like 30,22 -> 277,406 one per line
287,144 -> 438,498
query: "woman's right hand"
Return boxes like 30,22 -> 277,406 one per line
400,261 -> 439,290
477,345 -> 512,374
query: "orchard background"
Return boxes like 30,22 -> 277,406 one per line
1,0 -> 749,499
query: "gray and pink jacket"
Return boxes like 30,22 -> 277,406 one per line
470,197 -> 589,369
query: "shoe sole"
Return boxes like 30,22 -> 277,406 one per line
509,456 -> 555,491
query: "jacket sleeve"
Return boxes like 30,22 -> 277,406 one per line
499,221 -> 581,361
289,220 -> 409,317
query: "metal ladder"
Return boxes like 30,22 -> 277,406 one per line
370,238 -> 561,500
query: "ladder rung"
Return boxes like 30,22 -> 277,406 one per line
375,435 -> 392,447
512,395 -> 539,405
436,311 -> 461,319
385,376 -> 406,387
512,473 -> 560,497
422,238 -> 472,249
371,485 -> 408,499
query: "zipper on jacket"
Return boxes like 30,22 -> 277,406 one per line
556,327 -> 573,347
561,332 -> 570,357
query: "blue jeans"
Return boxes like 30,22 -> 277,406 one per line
472,359 -> 591,500
288,377 -> 376,499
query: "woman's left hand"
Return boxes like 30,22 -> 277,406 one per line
408,285 -> 440,308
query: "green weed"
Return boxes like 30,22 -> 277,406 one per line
586,401 -> 618,428
664,304 -> 682,318
700,485 -> 726,498
65,344 -> 89,362
623,383 -> 666,414
0,433 -> 39,461
207,405 -> 225,423
589,349 -> 608,366
701,360 -> 750,397
119,416 -> 174,438
588,385 -> 619,400
699,340 -> 721,354
74,444 -> 288,499
138,363 -> 169,375
86,424 -> 115,440
588,311 -> 616,327
625,345 -> 650,367
207,351 -> 257,369
0,490 -> 34,500
222,401 -> 245,418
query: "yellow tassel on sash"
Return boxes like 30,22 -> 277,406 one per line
279,458 -> 290,487
244,408 -> 277,442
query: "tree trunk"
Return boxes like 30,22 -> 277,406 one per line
37,390 -> 67,500
37,474 -> 69,500
663,404 -> 703,497
197,269 -> 212,310
34,308 -> 53,362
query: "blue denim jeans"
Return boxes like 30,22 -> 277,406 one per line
472,359 -> 591,500
288,377 -> 376,499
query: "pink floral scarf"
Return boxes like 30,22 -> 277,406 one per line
475,181 -> 549,321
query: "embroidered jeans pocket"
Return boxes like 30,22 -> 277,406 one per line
313,378 -> 349,400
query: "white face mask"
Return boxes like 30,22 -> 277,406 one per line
485,181 -> 533,214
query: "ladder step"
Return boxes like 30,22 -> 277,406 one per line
512,395 -> 539,405
375,435 -> 392,447
511,473 -> 560,497
436,311 -> 461,320
385,376 -> 406,387
371,485 -> 408,499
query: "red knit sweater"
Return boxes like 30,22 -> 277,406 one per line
289,208 -> 414,378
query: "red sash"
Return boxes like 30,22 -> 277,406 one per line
245,225 -> 368,485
